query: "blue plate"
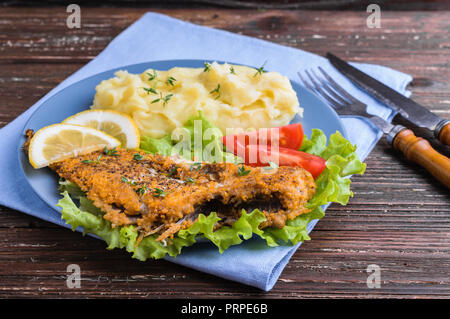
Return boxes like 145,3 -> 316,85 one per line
18,59 -> 347,212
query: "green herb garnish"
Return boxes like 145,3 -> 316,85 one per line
121,176 -> 137,186
209,84 -> 221,100
81,155 -> 102,165
133,153 -> 144,161
147,70 -> 158,81
230,66 -> 236,75
153,188 -> 166,197
185,177 -> 195,183
151,92 -> 174,107
237,165 -> 251,176
203,62 -> 211,72
253,61 -> 268,77
143,87 -> 158,95
104,146 -> 119,156
136,185 -> 149,195
166,76 -> 177,86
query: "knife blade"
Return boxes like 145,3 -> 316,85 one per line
326,52 -> 450,146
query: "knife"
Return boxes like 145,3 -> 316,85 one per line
326,52 -> 450,147
298,67 -> 450,189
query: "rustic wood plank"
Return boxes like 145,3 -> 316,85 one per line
0,7 -> 449,298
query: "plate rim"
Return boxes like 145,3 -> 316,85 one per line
18,59 -> 347,212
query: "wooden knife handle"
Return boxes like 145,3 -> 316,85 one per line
393,129 -> 450,189
438,122 -> 450,146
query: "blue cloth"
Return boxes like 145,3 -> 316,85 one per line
0,12 -> 412,291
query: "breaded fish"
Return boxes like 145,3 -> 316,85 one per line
48,148 -> 316,241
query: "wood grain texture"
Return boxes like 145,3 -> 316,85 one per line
0,7 -> 449,298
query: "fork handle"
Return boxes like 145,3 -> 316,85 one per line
392,128 -> 450,189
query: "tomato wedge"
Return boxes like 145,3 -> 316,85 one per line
222,123 -> 304,153
222,123 -> 325,178
245,145 -> 326,179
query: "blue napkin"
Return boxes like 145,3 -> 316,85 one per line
0,12 -> 412,291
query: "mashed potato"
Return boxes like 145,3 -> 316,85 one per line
92,62 -> 302,138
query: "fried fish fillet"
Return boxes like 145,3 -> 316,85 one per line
48,148 -> 316,241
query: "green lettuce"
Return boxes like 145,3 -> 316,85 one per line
57,187 -> 267,259
261,129 -> 366,246
140,112 -> 241,164
56,120 -> 365,260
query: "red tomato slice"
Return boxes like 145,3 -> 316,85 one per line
222,123 -> 304,154
245,144 -> 326,179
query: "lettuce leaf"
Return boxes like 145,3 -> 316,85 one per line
56,120 -> 365,260
57,186 -> 267,259
140,135 -> 173,156
140,111 -> 241,164
260,129 -> 366,246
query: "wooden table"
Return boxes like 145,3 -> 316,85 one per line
1,7 -> 449,298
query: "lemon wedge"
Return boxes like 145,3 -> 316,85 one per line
28,124 -> 121,169
62,109 -> 140,149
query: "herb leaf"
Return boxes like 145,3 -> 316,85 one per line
151,92 -> 173,107
147,70 -> 158,81
238,165 -> 251,176
185,177 -> 195,183
121,176 -> 137,186
166,76 -> 177,86
104,147 -> 119,156
230,66 -> 236,75
143,87 -> 157,95
209,84 -> 221,100
136,185 -> 149,195
203,62 -> 211,72
133,153 -> 144,161
163,93 -> 174,106
253,60 -> 268,77
153,188 -> 166,197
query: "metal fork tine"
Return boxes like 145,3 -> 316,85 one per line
308,69 -> 350,107
318,67 -> 361,104
297,72 -> 315,93
301,70 -> 343,110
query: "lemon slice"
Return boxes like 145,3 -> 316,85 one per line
62,109 -> 140,149
28,124 -> 121,169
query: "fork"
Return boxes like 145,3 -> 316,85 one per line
298,67 -> 450,189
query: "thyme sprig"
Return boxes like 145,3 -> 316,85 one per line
136,185 -> 149,195
166,76 -> 177,86
151,92 -> 174,107
209,84 -> 221,100
81,155 -> 102,165
121,176 -> 137,186
153,188 -> 166,197
237,165 -> 251,176
143,87 -> 158,95
253,60 -> 268,77
146,70 -> 158,81
203,62 -> 211,72
104,146 -> 119,156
